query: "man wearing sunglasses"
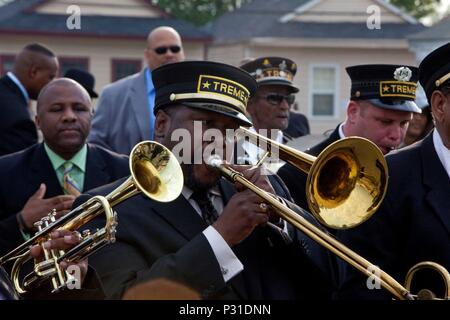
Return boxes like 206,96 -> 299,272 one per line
89,26 -> 185,155
240,57 -> 337,295
239,57 -> 304,167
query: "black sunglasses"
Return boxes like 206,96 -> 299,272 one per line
153,45 -> 181,55
261,93 -> 295,106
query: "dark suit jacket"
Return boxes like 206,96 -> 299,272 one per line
337,132 -> 450,299
0,75 -> 37,156
0,143 -> 130,257
283,111 -> 310,142
78,174 -> 334,300
278,125 -> 341,215
277,125 -> 341,287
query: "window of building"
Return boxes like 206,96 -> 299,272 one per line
58,57 -> 89,76
111,59 -> 142,82
0,55 -> 15,76
309,65 -> 339,118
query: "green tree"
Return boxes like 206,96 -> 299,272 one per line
152,0 -> 250,26
388,0 -> 441,19
152,0 -> 442,25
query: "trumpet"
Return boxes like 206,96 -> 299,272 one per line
0,141 -> 184,295
210,127 -> 449,300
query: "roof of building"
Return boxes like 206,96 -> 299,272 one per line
209,0 -> 426,43
408,16 -> 450,41
0,0 -> 211,41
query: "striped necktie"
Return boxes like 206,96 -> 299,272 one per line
63,162 -> 81,196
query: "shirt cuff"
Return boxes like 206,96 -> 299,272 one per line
203,226 -> 243,282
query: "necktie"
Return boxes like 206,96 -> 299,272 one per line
191,190 -> 219,225
62,162 -> 81,196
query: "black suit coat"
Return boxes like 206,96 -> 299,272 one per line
0,143 -> 130,256
283,111 -> 310,142
0,76 -> 37,156
337,132 -> 450,299
277,125 -> 341,287
78,174 -> 334,300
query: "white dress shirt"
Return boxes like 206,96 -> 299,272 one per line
433,129 -> 450,180
182,186 -> 243,282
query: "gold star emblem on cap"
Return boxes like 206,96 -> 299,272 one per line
202,81 -> 211,89
383,85 -> 390,93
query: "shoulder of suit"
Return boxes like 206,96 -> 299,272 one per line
87,143 -> 129,161
101,71 -> 143,93
0,144 -> 37,172
386,138 -> 423,170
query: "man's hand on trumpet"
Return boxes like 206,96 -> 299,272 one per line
29,230 -> 88,284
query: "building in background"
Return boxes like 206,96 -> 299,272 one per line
408,15 -> 450,63
207,0 -> 426,137
0,0 -> 211,92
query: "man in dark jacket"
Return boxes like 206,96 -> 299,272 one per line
78,61 -> 333,300
0,78 -> 129,258
337,43 -> 450,300
0,43 -> 59,156
278,64 -> 422,211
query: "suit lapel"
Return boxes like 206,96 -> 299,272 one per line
129,71 -> 151,141
150,194 -> 207,241
84,144 -> 109,191
29,144 -> 63,197
150,179 -> 249,299
421,134 -> 450,235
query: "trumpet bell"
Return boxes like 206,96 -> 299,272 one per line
131,141 -> 183,202
307,137 -> 388,229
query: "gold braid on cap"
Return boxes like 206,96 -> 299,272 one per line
435,72 -> 450,87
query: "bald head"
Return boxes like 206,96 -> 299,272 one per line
37,78 -> 91,112
13,43 -> 59,100
144,26 -> 185,71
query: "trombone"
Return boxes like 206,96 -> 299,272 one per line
209,127 -> 449,300
0,141 -> 184,295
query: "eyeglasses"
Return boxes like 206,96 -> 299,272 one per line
260,93 -> 295,106
153,45 -> 182,55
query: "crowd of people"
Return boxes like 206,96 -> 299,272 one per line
0,25 -> 448,301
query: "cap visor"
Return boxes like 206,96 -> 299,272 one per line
368,99 -> 421,113
181,102 -> 253,127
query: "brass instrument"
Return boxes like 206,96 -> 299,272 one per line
0,141 -> 183,295
237,127 -> 387,229
209,127 -> 449,300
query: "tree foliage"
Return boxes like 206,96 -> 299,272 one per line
152,0 -> 250,26
152,0 -> 442,25
387,0 -> 441,19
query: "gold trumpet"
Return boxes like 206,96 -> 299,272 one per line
0,141 -> 183,295
210,127 -> 449,300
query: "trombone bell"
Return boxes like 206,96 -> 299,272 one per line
307,137 -> 388,229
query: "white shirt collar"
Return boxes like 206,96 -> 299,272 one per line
338,123 -> 346,139
433,129 -> 450,180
